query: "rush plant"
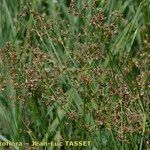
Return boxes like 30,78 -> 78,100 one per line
0,0 -> 149,150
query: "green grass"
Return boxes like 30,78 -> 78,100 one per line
0,0 -> 150,150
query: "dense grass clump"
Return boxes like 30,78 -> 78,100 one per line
0,0 -> 150,150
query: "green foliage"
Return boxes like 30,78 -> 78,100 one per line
0,0 -> 149,150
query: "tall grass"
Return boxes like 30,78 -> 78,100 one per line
0,0 -> 149,150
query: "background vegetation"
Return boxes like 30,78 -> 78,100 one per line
0,0 -> 150,149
